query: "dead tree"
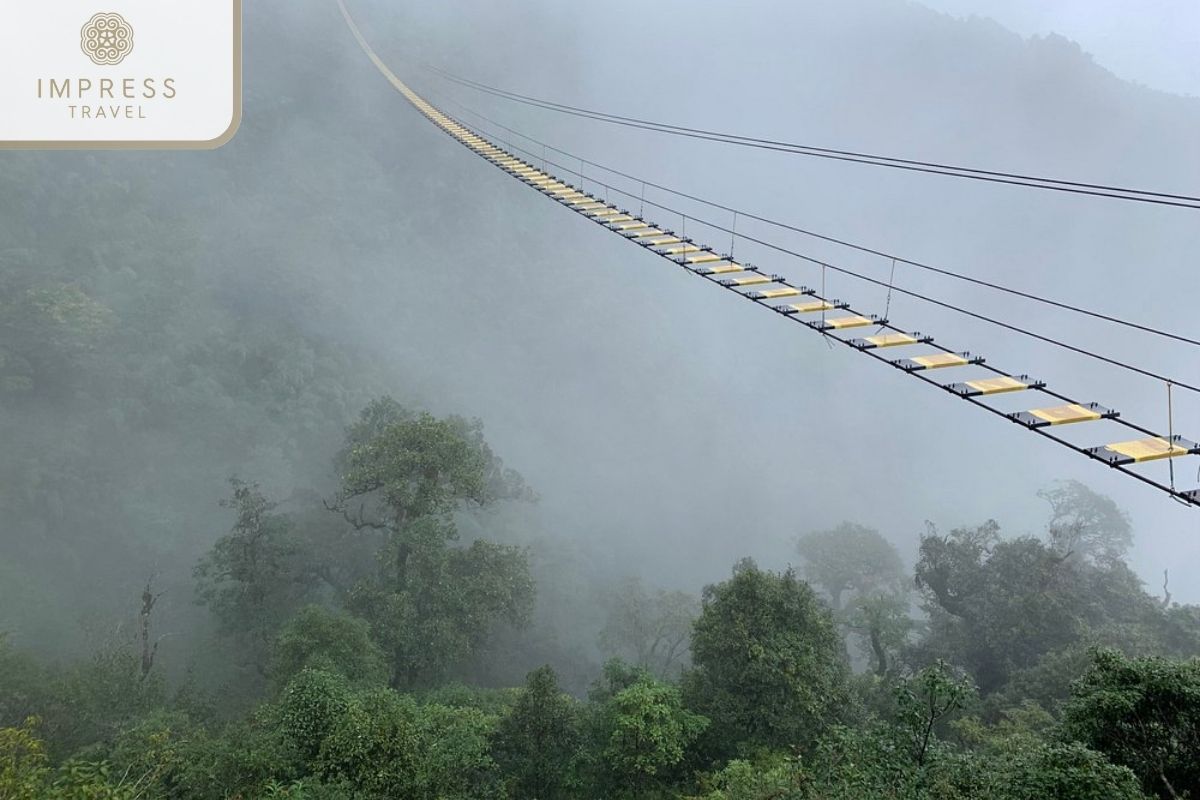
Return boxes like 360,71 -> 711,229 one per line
139,576 -> 167,681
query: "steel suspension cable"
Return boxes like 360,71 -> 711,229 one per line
413,83 -> 1200,394
434,106 -> 1200,395
423,64 -> 1200,211
421,87 -> 1200,350
334,0 -> 1200,508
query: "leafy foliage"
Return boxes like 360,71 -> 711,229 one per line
271,605 -> 388,689
269,399 -> 537,690
599,577 -> 698,678
194,480 -> 317,677
592,670 -> 708,797
684,559 -> 849,758
1064,649 -> 1200,799
313,687 -> 500,800
1039,480 -> 1133,564
913,521 -> 1163,693
332,397 -> 529,530
492,666 -> 582,800
796,522 -> 905,611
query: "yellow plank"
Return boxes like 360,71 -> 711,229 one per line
684,252 -> 723,264
705,263 -> 745,274
912,353 -> 969,369
727,274 -> 771,286
964,376 -> 1028,395
790,300 -> 835,313
755,287 -> 801,299
824,316 -> 872,329
1028,404 -> 1102,426
1104,437 -> 1190,462
627,229 -> 666,238
864,333 -> 917,348
660,244 -> 701,255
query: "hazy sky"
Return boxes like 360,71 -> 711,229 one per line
348,0 -> 1200,602
918,0 -> 1199,97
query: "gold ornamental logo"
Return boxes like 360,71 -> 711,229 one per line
80,12 -> 134,66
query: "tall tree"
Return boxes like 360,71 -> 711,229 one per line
1039,480 -> 1133,564
795,522 -> 905,611
271,604 -> 389,689
845,592 -> 915,678
493,666 -> 581,800
914,519 -> 1163,694
894,660 -> 975,766
194,480 -> 316,676
592,672 -> 707,798
683,559 -> 849,758
331,398 -> 535,688
1064,649 -> 1200,800
598,577 -> 698,678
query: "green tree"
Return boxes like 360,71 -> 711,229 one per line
333,399 -> 534,688
277,668 -> 355,764
845,592 -> 915,678
913,519 -> 1160,694
195,480 -> 316,677
0,283 -> 115,399
1039,480 -> 1133,564
1063,649 -> 1200,799
49,638 -> 167,757
0,717 -> 166,800
493,666 -> 581,800
271,605 -> 388,688
971,741 -> 1147,800
313,688 -> 500,800
595,673 -> 707,797
329,397 -> 529,531
0,635 -> 53,731
923,741 -> 1149,800
894,660 -> 974,766
347,519 -> 534,689
795,522 -> 905,611
684,559 -> 849,758
0,718 -> 48,800
598,577 -> 698,678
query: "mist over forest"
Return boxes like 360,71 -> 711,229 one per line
2,0 -> 1199,798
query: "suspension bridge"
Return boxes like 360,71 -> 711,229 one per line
335,0 -> 1200,509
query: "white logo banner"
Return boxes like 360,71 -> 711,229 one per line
0,1 -> 241,148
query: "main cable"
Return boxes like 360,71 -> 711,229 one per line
423,64 -> 1200,211
429,88 -> 1200,350
423,91 -> 1200,395
422,83 -> 1200,351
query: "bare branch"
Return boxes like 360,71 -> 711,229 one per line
323,496 -> 390,531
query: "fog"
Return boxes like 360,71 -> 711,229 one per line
340,0 -> 1200,587
918,0 -> 1200,96
1,1 -> 1199,792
